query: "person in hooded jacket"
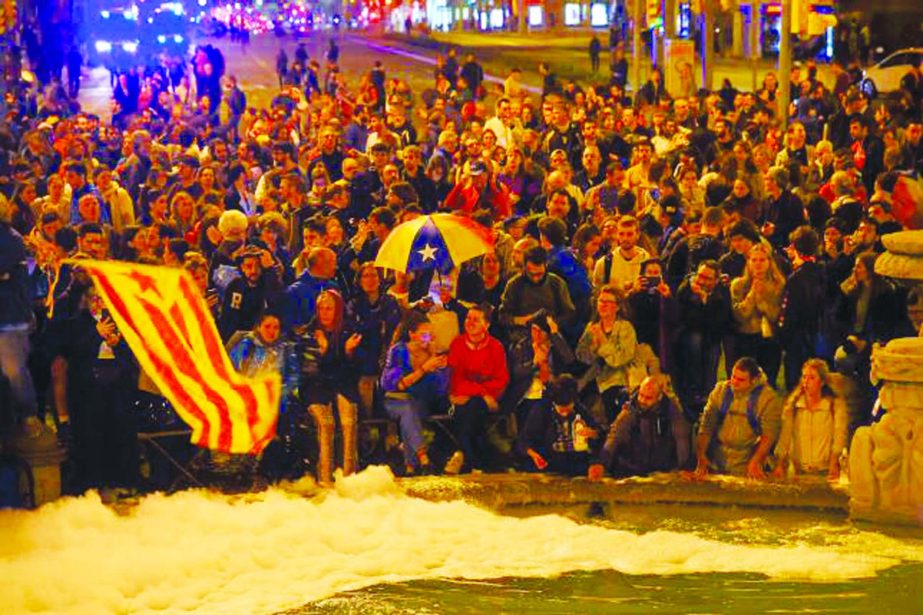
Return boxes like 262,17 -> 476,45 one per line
591,376 -> 692,479
539,216 -> 591,345
518,374 -> 602,477
298,289 -> 362,485
228,309 -> 300,477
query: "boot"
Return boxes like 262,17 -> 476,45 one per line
339,399 -> 358,476
309,404 -> 335,485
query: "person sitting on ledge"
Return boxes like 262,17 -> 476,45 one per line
692,357 -> 782,479
518,374 -> 602,478
447,303 -> 510,474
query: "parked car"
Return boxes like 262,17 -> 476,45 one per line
861,48 -> 923,98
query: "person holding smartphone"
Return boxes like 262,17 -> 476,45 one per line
626,258 -> 676,375
674,261 -> 732,418
381,310 -> 449,475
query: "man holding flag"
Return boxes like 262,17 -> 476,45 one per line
73,258 -> 282,459
49,284 -> 139,493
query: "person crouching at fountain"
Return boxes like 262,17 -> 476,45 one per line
692,357 -> 782,480
518,375 -> 602,478
589,376 -> 692,480
772,359 -> 849,480
299,289 -> 362,486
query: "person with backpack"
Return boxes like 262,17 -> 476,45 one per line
664,206 -> 726,290
591,215 -> 650,294
693,357 -> 782,479
539,216 -> 591,344
590,375 -> 692,479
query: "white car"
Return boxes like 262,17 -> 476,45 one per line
861,48 -> 922,97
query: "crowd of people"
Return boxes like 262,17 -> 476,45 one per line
1,30 -> 922,497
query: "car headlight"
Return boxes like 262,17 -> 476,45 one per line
174,34 -> 184,43
122,41 -> 139,53
157,35 -> 167,43
95,41 -> 113,53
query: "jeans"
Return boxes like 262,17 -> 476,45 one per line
783,331 -> 815,391
384,397 -> 427,467
0,328 -> 38,420
454,397 -> 492,471
71,384 -> 138,491
677,330 -> 721,416
736,333 -> 782,388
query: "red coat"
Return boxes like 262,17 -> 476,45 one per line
447,333 -> 509,399
444,181 -> 512,220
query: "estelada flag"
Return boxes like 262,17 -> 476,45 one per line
76,259 -> 280,455
891,172 -> 923,230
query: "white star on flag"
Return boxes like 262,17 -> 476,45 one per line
417,243 -> 439,262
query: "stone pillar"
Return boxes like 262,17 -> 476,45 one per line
7,425 -> 67,507
849,231 -> 923,526
631,0 -> 643,93
732,10 -> 743,58
750,1 -> 760,92
701,0 -> 714,91
777,0 -> 792,130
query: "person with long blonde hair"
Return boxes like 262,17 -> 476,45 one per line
773,358 -> 848,480
170,191 -> 198,236
730,243 -> 785,386
299,289 -> 363,485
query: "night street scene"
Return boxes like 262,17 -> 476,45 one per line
1,0 -> 923,612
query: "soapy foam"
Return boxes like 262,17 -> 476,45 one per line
0,466 -> 920,615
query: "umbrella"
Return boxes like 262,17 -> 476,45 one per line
374,213 -> 494,273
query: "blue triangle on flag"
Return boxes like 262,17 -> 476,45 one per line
405,218 -> 454,272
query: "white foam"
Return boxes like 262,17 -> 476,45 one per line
0,466 -> 920,615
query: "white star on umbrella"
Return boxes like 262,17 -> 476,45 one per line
417,243 -> 439,262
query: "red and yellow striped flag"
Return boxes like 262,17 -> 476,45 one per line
76,260 -> 280,455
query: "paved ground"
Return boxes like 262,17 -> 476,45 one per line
410,28 -> 837,92
79,31 -> 454,118
77,27 -> 833,120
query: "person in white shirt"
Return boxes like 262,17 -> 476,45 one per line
592,215 -> 650,293
94,166 -> 135,234
483,96 -> 517,150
